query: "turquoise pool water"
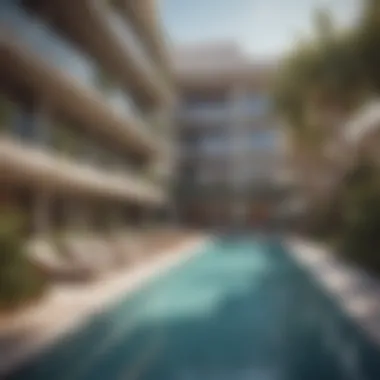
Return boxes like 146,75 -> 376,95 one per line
9,237 -> 380,380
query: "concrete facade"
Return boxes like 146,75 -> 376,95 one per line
173,43 -> 289,227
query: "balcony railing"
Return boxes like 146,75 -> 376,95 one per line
179,104 -> 230,122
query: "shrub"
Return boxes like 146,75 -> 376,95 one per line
304,191 -> 344,245
305,159 -> 380,274
338,160 -> 380,273
0,208 -> 46,310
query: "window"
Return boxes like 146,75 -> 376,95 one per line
200,133 -> 229,154
249,130 -> 278,149
239,94 -> 272,117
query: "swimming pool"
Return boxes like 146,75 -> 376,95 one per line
9,237 -> 380,380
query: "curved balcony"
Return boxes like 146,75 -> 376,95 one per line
0,136 -> 165,205
1,3 -> 130,115
101,3 -> 173,104
115,0 -> 171,72
0,2 -> 161,157
35,0 -> 173,105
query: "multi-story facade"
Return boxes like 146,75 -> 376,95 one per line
0,0 -> 174,237
174,43 -> 289,227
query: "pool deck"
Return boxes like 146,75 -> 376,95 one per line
286,237 -> 380,347
0,236 -> 208,378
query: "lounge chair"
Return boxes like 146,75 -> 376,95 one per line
57,235 -> 101,279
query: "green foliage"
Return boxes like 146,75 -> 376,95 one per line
305,160 -> 380,275
274,0 -> 380,274
0,208 -> 46,310
306,198 -> 342,243
273,3 -> 374,142
0,96 -> 14,131
356,0 -> 380,93
337,161 -> 380,272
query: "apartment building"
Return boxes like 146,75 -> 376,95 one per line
174,43 -> 289,227
0,0 -> 174,237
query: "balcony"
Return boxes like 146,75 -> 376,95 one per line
0,95 -> 166,201
106,0 -> 173,96
0,135 -> 165,205
0,2 -> 159,156
108,10 -> 167,93
1,3 -> 133,117
79,0 -> 172,104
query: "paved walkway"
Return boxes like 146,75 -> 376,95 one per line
0,237 -> 208,378
286,237 -> 380,346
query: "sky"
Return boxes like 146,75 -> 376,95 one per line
160,0 -> 362,59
